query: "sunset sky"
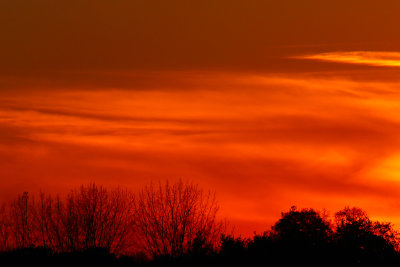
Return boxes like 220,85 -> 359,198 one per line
2,0 -> 400,236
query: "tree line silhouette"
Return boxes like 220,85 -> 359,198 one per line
0,180 -> 399,266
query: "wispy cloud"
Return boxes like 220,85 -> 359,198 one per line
2,71 -> 400,235
297,51 -> 400,67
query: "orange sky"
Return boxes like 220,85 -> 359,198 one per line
2,0 -> 400,236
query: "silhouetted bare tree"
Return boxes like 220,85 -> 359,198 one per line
133,180 -> 224,258
10,192 -> 37,249
35,192 -> 71,252
2,184 -> 136,254
0,203 -> 11,252
52,184 -> 136,254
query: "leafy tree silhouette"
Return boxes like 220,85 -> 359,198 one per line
220,235 -> 247,257
268,206 -> 333,264
334,206 -> 400,264
271,206 -> 332,244
218,235 -> 248,267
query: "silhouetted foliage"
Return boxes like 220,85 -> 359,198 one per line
271,206 -> 332,244
218,235 -> 248,266
228,206 -> 334,266
1,183 -> 400,266
334,206 -> 399,264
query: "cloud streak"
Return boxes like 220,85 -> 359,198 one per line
298,51 -> 400,67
